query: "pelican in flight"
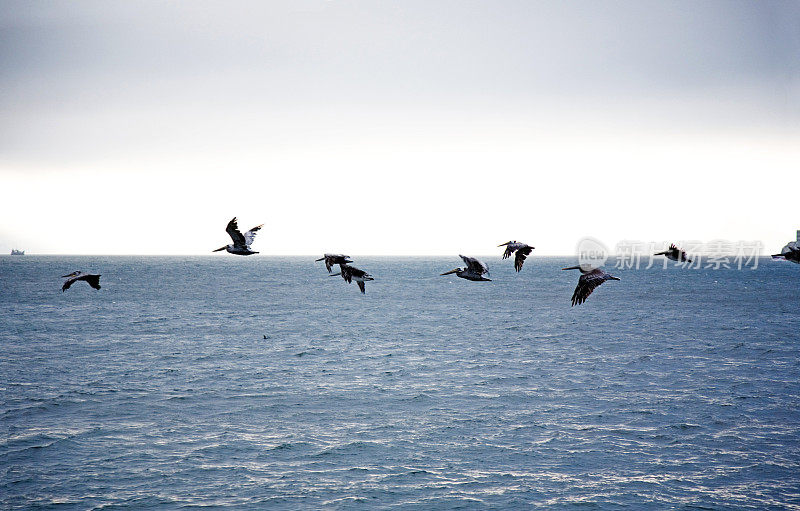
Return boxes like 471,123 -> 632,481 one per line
772,241 -> 800,264
331,264 -> 374,294
316,254 -> 353,273
441,255 -> 491,281
213,217 -> 263,255
61,271 -> 101,292
498,241 -> 535,272
654,243 -> 692,263
562,265 -> 619,306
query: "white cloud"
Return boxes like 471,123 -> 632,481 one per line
1,1 -> 798,255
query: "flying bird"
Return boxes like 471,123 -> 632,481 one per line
440,255 -> 491,281
213,217 -> 263,255
654,243 -> 692,263
772,241 -> 800,264
61,271 -> 101,292
331,264 -> 374,294
562,265 -> 619,306
498,241 -> 535,271
316,254 -> 353,273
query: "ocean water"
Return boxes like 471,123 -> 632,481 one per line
2,255 -> 799,510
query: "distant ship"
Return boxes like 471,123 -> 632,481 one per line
10,249 -> 24,255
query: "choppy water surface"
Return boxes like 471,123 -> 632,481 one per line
2,256 -> 799,509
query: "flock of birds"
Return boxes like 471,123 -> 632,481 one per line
209,218 -> 619,304
60,218 -> 799,306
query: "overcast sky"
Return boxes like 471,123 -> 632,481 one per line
2,0 -> 799,255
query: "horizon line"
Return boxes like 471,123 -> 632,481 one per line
0,253 -> 782,259
2,253 -> 581,258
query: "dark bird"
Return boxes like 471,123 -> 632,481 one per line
440,255 -> 491,281
498,241 -> 535,271
772,241 -> 800,264
315,253 -> 353,273
61,271 -> 101,292
562,265 -> 619,306
654,243 -> 692,263
213,217 -> 263,255
331,264 -> 374,294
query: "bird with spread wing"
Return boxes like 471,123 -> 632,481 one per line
61,271 -> 101,292
562,265 -> 619,306
498,241 -> 535,272
441,255 -> 491,281
213,217 -> 263,255
331,264 -> 374,294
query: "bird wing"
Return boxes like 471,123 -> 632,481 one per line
357,280 -> 366,294
84,274 -> 101,290
62,277 -> 76,292
225,217 -> 247,247
460,255 -> 488,275
323,254 -> 350,272
502,242 -> 525,259
779,244 -> 800,262
242,224 -> 263,248
782,242 -> 800,254
349,267 -> 368,279
571,269 -> 609,306
340,265 -> 353,283
514,245 -> 534,272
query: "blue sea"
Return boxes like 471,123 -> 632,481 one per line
2,256 -> 799,510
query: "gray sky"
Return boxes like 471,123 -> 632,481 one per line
2,1 -> 799,255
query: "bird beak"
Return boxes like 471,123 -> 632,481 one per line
498,242 -> 510,247
61,272 -> 77,278
315,257 -> 325,261
440,269 -> 458,276
213,246 -> 226,252
561,265 -> 581,271
609,276 -> 621,281
329,272 -> 341,276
